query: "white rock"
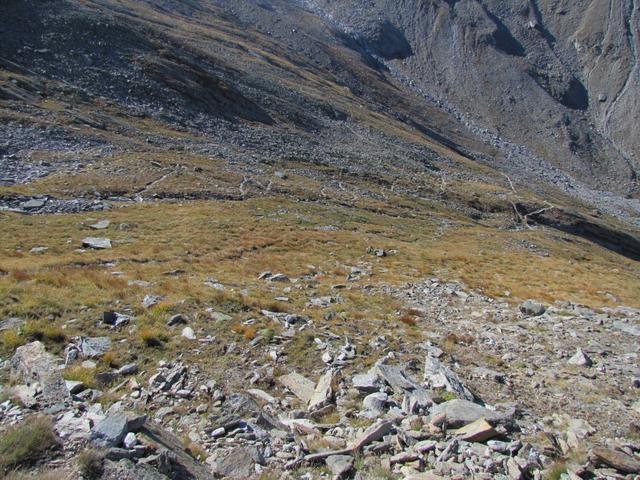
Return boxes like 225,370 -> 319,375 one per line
182,327 -> 196,340
123,432 -> 137,449
82,237 -> 112,249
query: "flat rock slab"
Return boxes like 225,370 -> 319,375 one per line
78,336 -> 112,358
430,399 -> 512,429
90,220 -> 110,230
278,372 -> 316,404
453,417 -> 498,442
308,369 -> 337,411
82,237 -> 112,249
212,446 -> 264,479
10,340 -> 70,406
591,447 -> 640,473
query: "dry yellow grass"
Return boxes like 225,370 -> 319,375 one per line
0,194 -> 637,393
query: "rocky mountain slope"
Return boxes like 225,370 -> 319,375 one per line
309,0 -> 640,196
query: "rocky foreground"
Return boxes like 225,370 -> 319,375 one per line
1,278 -> 639,479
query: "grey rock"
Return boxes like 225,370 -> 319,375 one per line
429,399 -> 514,429
424,356 -> 476,402
82,237 -> 112,249
95,371 -> 120,384
519,300 -> 546,316
91,414 -> 129,448
65,380 -> 86,394
209,311 -> 232,322
142,295 -> 164,309
269,273 -> 290,282
212,446 -> 264,479
116,363 -> 139,376
90,220 -> 110,230
0,317 -> 24,331
21,199 -> 46,209
10,341 -> 71,406
325,455 -> 354,477
11,384 -> 39,408
567,348 -> 593,367
613,320 -> 640,336
363,392 -> 388,414
167,314 -> 187,326
103,311 -> 131,327
278,372 -> 316,403
76,336 -> 112,358
308,369 -> 337,411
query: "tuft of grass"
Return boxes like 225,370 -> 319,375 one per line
185,441 -> 207,462
101,351 -> 120,368
0,416 -> 58,472
63,366 -> 97,389
0,329 -> 26,354
77,449 -> 105,479
398,313 -> 418,326
544,462 -> 567,480
23,320 -> 66,344
139,326 -> 169,347
231,323 -> 257,340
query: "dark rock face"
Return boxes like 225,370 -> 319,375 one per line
311,0 -> 640,196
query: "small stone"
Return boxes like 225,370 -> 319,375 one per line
567,348 -> 592,367
142,295 -> 163,309
182,327 -> 196,340
519,300 -> 545,316
90,220 -> 110,230
82,237 -> 112,249
269,273 -> 290,282
123,432 -> 137,449
167,314 -> 187,326
116,363 -> 138,376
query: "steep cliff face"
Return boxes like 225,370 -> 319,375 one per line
310,0 -> 640,196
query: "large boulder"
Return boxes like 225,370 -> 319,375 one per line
10,341 -> 71,407
91,414 -> 129,448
